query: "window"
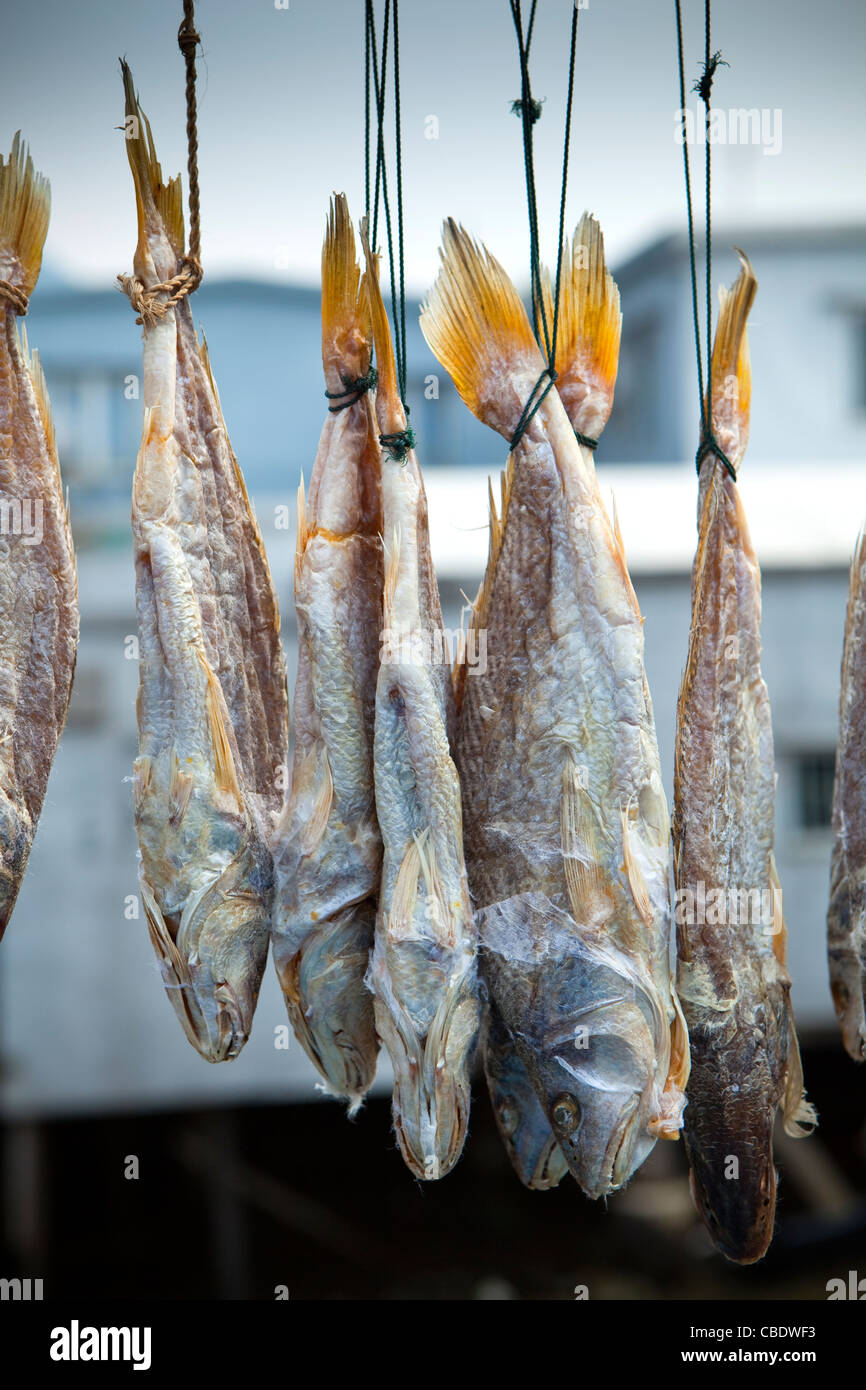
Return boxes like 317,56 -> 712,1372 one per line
796,751 -> 836,829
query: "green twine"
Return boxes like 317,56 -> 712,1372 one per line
325,366 -> 379,414
379,423 -> 415,463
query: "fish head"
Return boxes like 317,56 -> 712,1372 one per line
483,1007 -> 567,1191
371,940 -> 480,1181
526,945 -> 674,1199
687,1134 -> 777,1265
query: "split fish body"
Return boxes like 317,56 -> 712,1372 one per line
421,217 -> 689,1199
122,66 -> 288,1062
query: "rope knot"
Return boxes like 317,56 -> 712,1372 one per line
325,366 -> 379,413
177,20 -> 201,56
693,50 -> 727,105
0,279 -> 29,316
696,430 -> 736,481
117,254 -> 203,327
511,97 -> 544,124
379,427 -> 415,464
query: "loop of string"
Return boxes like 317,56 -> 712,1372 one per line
508,0 -> 579,453
325,366 -> 379,413
674,0 -> 736,481
365,0 -> 413,462
0,280 -> 28,315
118,0 -> 203,325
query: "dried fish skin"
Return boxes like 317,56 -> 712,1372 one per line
0,135 -> 78,938
122,66 -> 288,1061
829,526 -> 866,1061
271,196 -> 382,1105
483,1001 -> 568,1191
420,219 -> 689,1199
363,230 -> 480,1181
673,254 -> 815,1263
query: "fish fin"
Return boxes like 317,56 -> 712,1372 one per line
782,1012 -> 818,1138
620,803 -> 654,929
168,750 -> 194,827
295,473 -> 309,585
539,213 -> 621,441
120,60 -> 185,261
413,827 -> 455,947
298,746 -> 333,856
560,752 -> 615,930
420,219 -> 544,439
132,754 -> 152,814
359,218 -> 404,427
650,987 -> 691,1138
389,835 -> 423,941
382,525 -> 401,631
0,133 -> 49,300
708,249 -> 756,472
196,651 -> 243,805
322,194 -> 371,388
18,328 -> 66,505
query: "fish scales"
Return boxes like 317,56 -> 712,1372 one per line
829,528 -> 866,1059
421,217 -> 689,1199
271,195 -> 382,1105
673,253 -> 814,1264
363,227 -> 479,1180
0,135 -> 78,936
122,66 -> 288,1062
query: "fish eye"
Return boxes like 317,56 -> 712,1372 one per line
498,1102 -> 518,1136
551,1093 -> 581,1134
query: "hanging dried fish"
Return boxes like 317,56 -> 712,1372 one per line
673,253 -> 815,1263
271,196 -> 382,1106
362,228 -> 480,1181
0,135 -> 78,936
421,217 -> 689,1199
120,66 -> 288,1062
829,520 -> 866,1059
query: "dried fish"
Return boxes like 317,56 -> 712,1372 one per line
483,1003 -> 568,1191
271,196 -> 382,1106
121,67 -> 288,1062
673,253 -> 815,1263
829,525 -> 866,1058
0,136 -> 78,936
421,217 -> 689,1199
362,229 -> 480,1180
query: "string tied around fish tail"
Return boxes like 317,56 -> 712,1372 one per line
510,97 -> 544,123
509,367 -> 558,451
695,430 -> 736,481
117,258 -> 203,328
575,430 -> 598,451
118,0 -> 204,326
325,366 -> 379,413
0,280 -> 29,315
379,421 -> 415,464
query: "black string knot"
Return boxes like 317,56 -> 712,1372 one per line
325,366 -> 379,413
575,431 -> 598,451
693,50 -> 727,105
510,367 -> 558,452
695,430 -> 736,481
379,426 -> 415,464
511,97 -> 544,124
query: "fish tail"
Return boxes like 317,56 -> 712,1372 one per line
541,213 -> 622,443
321,194 -> 372,391
707,249 -> 756,472
359,219 -> 403,426
420,219 -> 544,440
0,133 -> 49,303
119,59 -> 185,263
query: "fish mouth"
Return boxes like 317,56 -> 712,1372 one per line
688,1166 -> 777,1265
527,1135 -> 568,1191
579,1093 -> 642,1199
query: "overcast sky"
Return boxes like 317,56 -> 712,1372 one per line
2,0 -> 864,292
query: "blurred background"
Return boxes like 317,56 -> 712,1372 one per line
1,0 -> 866,1300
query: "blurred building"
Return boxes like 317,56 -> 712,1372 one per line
2,225 -> 865,1120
